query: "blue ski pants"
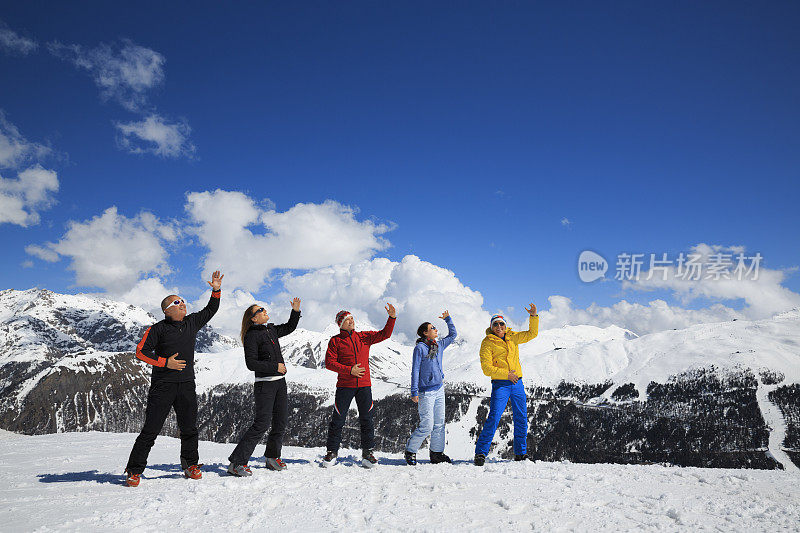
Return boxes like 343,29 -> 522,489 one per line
475,379 -> 527,456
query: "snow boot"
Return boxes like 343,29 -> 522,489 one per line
265,457 -> 287,471
474,454 -> 485,466
362,449 -> 378,469
404,451 -> 417,466
430,451 -> 452,464
124,469 -> 140,487
321,450 -> 338,468
514,454 -> 529,462
227,463 -> 253,477
183,463 -> 203,480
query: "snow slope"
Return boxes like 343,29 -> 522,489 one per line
1,431 -> 798,532
446,310 -> 800,395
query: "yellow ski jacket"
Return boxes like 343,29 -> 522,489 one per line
479,315 -> 539,380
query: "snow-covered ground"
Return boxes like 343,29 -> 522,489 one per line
1,432 -> 798,532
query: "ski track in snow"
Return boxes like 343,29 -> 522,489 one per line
755,379 -> 799,473
0,432 -> 798,532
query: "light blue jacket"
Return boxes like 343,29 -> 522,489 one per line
410,316 -> 457,397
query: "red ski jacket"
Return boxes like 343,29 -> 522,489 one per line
324,317 -> 396,388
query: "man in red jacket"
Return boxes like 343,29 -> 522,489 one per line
322,303 -> 396,468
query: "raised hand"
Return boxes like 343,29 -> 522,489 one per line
290,297 -> 301,312
385,303 -> 396,318
277,363 -> 287,374
439,310 -> 450,320
167,353 -> 186,370
207,270 -> 224,291
350,363 -> 366,378
525,303 -> 537,316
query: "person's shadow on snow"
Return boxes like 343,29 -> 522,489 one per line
38,471 -> 120,485
146,462 -> 229,477
37,462 -> 232,485
277,458 -> 312,465
375,457 -> 406,466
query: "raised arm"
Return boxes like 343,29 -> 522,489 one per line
189,270 -> 223,329
275,298 -> 302,338
360,318 -> 396,346
510,303 -> 539,345
439,312 -> 457,350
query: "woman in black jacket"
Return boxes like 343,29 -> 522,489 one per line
227,298 -> 301,476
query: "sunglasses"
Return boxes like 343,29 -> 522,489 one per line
492,321 -> 506,327
165,298 -> 184,309
254,307 -> 266,314
427,325 -> 437,331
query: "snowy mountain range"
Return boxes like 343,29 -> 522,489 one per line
1,288 -> 798,470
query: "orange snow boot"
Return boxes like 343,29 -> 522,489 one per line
125,469 -> 140,487
183,463 -> 203,480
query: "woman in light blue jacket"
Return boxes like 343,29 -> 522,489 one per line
405,311 -> 457,465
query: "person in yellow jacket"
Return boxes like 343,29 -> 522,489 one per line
474,303 -> 538,466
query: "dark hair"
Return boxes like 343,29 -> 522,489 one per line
240,304 -> 260,344
416,322 -> 432,344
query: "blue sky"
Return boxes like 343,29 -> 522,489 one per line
1,2 -> 799,338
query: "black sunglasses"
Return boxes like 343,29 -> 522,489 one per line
254,307 -> 266,314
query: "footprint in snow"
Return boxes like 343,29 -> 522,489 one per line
496,499 -> 526,514
666,508 -> 682,524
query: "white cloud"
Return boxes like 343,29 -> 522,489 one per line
188,288 -> 259,339
561,217 -> 571,227
539,295 -> 743,336
185,190 -> 393,292
0,111 -> 50,169
623,243 -> 800,321
281,255 -> 491,345
0,112 -> 58,227
0,21 -> 37,55
0,165 -> 59,227
115,114 -> 195,158
113,277 -> 179,316
48,39 -> 164,112
26,207 -> 179,292
24,243 -> 59,262
48,39 -> 194,158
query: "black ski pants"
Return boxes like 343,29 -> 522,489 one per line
326,386 -> 374,452
228,379 -> 288,465
126,380 -> 198,474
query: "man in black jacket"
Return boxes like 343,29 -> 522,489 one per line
124,270 -> 224,487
